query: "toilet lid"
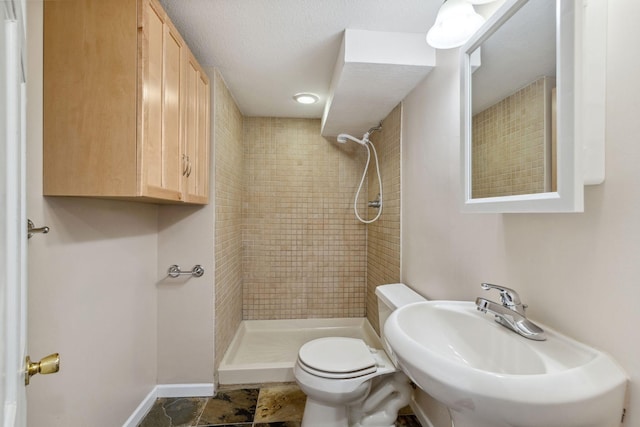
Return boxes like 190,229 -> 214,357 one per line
298,337 -> 376,377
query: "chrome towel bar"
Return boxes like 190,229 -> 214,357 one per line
167,264 -> 205,278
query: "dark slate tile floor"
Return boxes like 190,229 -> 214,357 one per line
138,383 -> 422,427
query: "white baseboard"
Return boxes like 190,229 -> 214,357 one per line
122,383 -> 215,427
156,383 -> 215,398
122,387 -> 158,427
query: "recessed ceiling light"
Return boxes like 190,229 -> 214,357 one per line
293,93 -> 319,105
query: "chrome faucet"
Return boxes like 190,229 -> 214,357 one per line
475,283 -> 546,341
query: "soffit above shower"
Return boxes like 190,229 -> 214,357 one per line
321,29 -> 436,138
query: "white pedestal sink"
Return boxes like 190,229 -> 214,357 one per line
384,301 -> 628,427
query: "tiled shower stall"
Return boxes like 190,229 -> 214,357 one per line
214,70 -> 402,371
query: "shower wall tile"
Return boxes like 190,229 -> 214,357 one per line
214,69 -> 245,370
242,118 -> 367,320
472,77 -> 553,198
367,104 -> 402,334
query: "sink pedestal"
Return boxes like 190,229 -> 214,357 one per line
449,411 -> 506,427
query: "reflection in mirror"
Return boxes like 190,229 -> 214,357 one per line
461,0 -> 583,213
471,0 -> 556,198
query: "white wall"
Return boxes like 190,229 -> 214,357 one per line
157,80 -> 216,383
402,1 -> 639,425
157,204 -> 215,384
26,3 -> 159,425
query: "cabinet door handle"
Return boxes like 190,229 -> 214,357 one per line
186,160 -> 192,178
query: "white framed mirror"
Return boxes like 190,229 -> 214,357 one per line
461,0 -> 587,213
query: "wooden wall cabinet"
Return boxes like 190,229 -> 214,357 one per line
43,0 -> 210,204
182,52 -> 211,204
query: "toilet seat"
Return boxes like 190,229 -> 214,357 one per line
298,337 -> 378,379
297,358 -> 378,379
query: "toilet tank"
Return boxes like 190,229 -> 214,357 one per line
375,283 -> 426,339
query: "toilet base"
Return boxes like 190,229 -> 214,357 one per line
299,372 -> 412,427
350,372 -> 412,427
301,398 -> 349,427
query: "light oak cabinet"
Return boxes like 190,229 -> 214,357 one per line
182,52 -> 211,204
43,0 -> 210,204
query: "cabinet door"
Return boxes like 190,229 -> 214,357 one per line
183,53 -> 210,204
195,71 -> 211,201
140,0 -> 182,201
44,0 -> 138,197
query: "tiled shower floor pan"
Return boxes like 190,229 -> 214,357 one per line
218,318 -> 382,384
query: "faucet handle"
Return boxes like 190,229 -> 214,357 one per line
480,283 -> 523,308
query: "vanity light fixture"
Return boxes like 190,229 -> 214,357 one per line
426,0 -> 486,49
293,93 -> 319,105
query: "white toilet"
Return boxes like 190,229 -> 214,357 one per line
294,283 -> 425,427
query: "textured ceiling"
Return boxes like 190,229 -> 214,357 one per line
159,0 -> 442,119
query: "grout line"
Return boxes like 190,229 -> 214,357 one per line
191,398 -> 206,427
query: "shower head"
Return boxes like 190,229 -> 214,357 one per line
336,123 -> 383,146
337,133 -> 367,145
367,122 -> 383,136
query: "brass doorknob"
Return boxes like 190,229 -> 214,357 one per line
25,353 -> 60,385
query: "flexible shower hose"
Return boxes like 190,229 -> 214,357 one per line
354,141 -> 382,224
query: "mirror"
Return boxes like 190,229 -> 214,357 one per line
461,0 -> 584,213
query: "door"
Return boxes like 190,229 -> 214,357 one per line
183,51 -> 209,204
140,0 -> 183,201
1,0 -> 28,426
183,53 -> 198,201
194,71 -> 210,202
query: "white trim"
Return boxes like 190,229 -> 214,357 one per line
121,388 -> 157,427
156,383 -> 214,398
121,383 -> 215,427
398,101 -> 403,282
410,395 -> 438,427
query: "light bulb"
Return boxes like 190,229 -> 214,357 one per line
426,0 -> 486,49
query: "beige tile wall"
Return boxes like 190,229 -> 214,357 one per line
214,69 -> 245,369
242,118 -> 368,320
472,77 -> 552,198
214,82 -> 402,356
366,105 -> 402,333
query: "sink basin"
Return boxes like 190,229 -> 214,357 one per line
384,301 -> 627,427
